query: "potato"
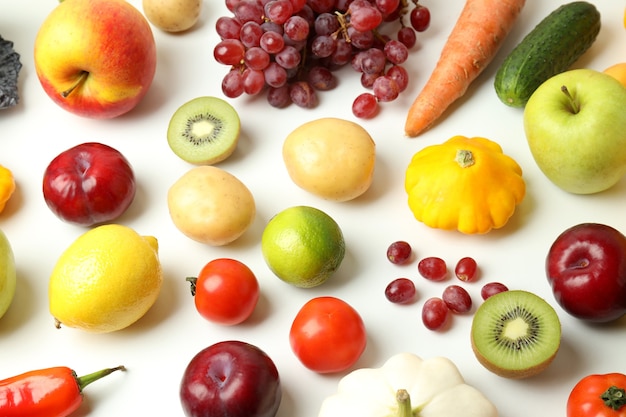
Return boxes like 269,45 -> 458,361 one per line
167,166 -> 255,246
282,118 -> 376,202
142,0 -> 201,33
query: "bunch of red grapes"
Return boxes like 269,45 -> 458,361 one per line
213,0 -> 431,118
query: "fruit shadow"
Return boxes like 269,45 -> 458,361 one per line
0,266 -> 39,334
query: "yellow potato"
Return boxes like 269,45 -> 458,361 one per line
283,118 -> 376,202
167,166 -> 255,246
142,0 -> 201,32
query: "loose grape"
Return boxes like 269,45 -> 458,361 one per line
352,93 -> 379,118
418,257 -> 447,281
481,282 -> 509,300
455,257 -> 478,282
386,241 -> 412,264
422,297 -> 450,331
442,285 -> 472,314
385,278 -> 416,304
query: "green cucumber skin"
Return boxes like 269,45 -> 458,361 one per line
494,1 -> 601,108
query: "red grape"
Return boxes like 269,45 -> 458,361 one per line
307,66 -> 337,90
264,62 -> 288,88
221,69 -> 245,98
397,26 -> 416,48
265,0 -> 294,24
240,21 -> 264,48
289,81 -> 317,108
442,285 -> 472,314
422,297 -> 450,331
372,75 -> 399,102
410,4 -> 430,32
260,31 -> 285,54
352,93 -> 379,118
216,16 -> 242,39
418,257 -> 448,281
213,39 -> 246,65
267,85 -> 291,108
455,257 -> 478,282
385,278 -> 416,304
386,65 -> 408,92
386,241 -> 412,264
283,15 -> 310,41
383,39 -> 408,65
349,4 -> 383,32
481,282 -> 509,300
242,68 -> 265,95
244,46 -> 270,70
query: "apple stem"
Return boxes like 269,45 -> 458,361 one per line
395,389 -> 414,417
61,71 -> 89,98
560,85 -> 579,114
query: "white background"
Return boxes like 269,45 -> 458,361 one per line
1,0 -> 625,416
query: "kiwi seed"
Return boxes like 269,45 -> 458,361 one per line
470,290 -> 561,379
167,96 -> 240,165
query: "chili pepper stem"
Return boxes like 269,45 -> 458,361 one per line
76,366 -> 126,392
396,389 -> 414,417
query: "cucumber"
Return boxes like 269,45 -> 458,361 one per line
494,1 -> 601,107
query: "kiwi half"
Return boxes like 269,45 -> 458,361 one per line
470,290 -> 561,379
167,96 -> 240,165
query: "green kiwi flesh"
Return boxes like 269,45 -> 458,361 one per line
167,96 -> 240,165
471,290 -> 561,379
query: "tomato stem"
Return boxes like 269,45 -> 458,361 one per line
601,385 -> 626,410
186,277 -> 197,296
76,366 -> 126,392
396,389 -> 413,417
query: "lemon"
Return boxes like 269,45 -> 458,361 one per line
49,224 -> 163,333
261,206 -> 345,288
0,229 -> 16,319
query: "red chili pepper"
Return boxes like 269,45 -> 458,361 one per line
0,365 -> 125,417
567,373 -> 626,417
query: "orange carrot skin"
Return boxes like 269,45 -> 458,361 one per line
404,0 -> 526,137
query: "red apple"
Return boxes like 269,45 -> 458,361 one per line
43,142 -> 136,226
180,340 -> 282,417
33,0 -> 157,119
546,223 -> 626,322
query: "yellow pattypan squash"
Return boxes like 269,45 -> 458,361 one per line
0,165 -> 15,214
405,135 -> 525,234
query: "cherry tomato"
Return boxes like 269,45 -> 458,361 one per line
567,373 -> 626,417
289,296 -> 367,374
190,258 -> 259,326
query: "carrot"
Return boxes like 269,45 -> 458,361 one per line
404,0 -> 526,137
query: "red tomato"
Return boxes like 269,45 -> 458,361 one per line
289,296 -> 367,374
567,373 -> 626,417
192,258 -> 260,326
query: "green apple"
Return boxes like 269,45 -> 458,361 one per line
524,69 -> 626,194
0,229 -> 16,319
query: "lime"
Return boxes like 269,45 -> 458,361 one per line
261,206 -> 345,288
48,224 -> 163,333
